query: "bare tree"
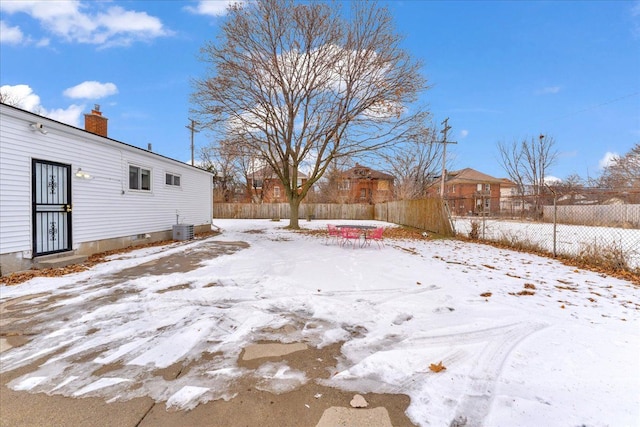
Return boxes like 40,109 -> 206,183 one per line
199,141 -> 242,202
547,173 -> 584,204
0,90 -> 24,108
497,139 -> 527,212
383,127 -> 441,200
191,0 -> 428,228
596,144 -> 640,192
498,134 -> 558,215
309,157 -> 353,203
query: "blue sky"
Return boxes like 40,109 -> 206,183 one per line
1,0 -> 639,181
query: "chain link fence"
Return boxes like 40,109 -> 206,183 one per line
448,193 -> 640,273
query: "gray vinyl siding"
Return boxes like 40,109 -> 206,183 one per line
0,104 -> 213,256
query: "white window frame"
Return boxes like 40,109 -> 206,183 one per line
274,186 -> 281,198
166,172 -> 181,187
129,164 -> 152,192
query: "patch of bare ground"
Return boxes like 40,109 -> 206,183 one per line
0,231 -> 219,286
217,341 -> 415,427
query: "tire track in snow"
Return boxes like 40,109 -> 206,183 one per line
382,321 -> 548,426
443,322 -> 548,427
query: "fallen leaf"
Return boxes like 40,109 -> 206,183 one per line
429,361 -> 446,373
509,290 -> 535,296
480,292 -> 492,297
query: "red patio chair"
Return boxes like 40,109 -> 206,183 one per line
340,227 -> 361,248
326,224 -> 340,245
364,227 -> 385,249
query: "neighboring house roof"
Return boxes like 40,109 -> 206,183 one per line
445,168 -> 503,185
342,163 -> 395,181
251,164 -> 308,180
498,178 -> 518,188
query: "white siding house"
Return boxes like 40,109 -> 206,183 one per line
0,103 -> 213,275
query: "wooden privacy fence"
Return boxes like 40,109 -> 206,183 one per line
375,199 -> 454,236
213,199 -> 455,237
213,203 -> 374,221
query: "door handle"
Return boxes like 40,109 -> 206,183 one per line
65,204 -> 72,213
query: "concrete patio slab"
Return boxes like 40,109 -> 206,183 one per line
0,337 -> 12,353
242,342 -> 308,361
315,406 -> 393,427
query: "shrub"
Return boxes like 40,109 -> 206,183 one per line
468,220 -> 480,240
576,240 -> 630,272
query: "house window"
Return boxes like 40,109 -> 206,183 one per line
166,173 -> 181,186
484,183 -> 490,191
253,179 -> 263,189
129,165 -> 151,191
338,180 -> 350,191
274,186 -> 281,198
360,189 -> 367,200
451,184 -> 456,193
378,180 -> 389,191
477,183 -> 482,192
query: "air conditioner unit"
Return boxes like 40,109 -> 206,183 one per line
172,224 -> 194,241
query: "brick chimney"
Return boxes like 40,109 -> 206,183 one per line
84,104 -> 108,137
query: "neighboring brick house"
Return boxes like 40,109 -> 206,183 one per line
427,168 -> 503,215
338,163 -> 395,204
249,165 -> 308,203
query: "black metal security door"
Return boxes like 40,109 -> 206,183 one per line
32,159 -> 72,256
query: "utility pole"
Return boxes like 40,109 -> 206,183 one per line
438,118 -> 457,198
186,119 -> 200,166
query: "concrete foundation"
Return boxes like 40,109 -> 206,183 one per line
0,223 -> 213,277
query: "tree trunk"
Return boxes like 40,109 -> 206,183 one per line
288,197 -> 300,229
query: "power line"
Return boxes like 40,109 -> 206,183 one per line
546,91 -> 640,123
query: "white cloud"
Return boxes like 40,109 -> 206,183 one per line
63,81 -> 118,99
460,130 -> 469,138
0,1 -> 171,47
184,1 -> 246,16
0,84 -> 84,127
46,104 -> 85,127
544,175 -> 561,184
598,151 -> 619,170
537,86 -> 562,95
0,84 -> 42,110
0,20 -> 24,44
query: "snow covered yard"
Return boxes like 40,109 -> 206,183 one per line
1,219 -> 638,426
453,217 -> 640,269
